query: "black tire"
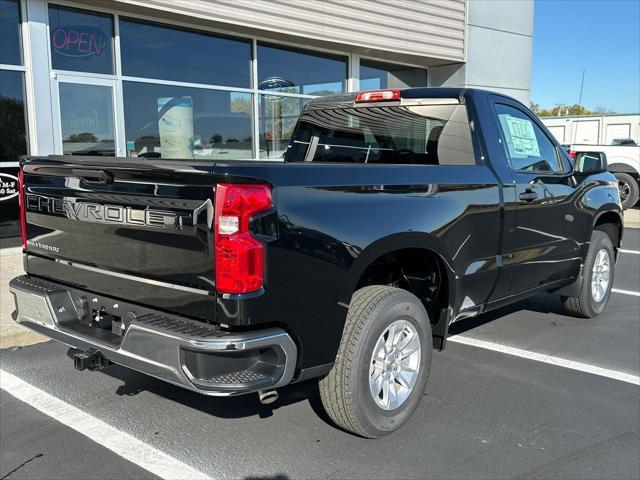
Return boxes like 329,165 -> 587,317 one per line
561,230 -> 615,318
319,285 -> 432,438
614,172 -> 639,210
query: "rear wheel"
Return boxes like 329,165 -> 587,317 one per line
319,286 -> 432,438
614,172 -> 639,209
561,230 -> 615,318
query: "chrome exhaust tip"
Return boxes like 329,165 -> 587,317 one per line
258,389 -> 279,405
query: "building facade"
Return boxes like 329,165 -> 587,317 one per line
0,0 -> 533,245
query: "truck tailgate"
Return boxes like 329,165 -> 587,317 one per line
21,156 -> 217,321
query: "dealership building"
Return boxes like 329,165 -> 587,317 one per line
0,0 -> 533,245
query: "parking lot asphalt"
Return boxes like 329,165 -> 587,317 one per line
1,226 -> 639,480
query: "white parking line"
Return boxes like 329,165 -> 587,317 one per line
612,288 -> 640,297
620,249 -> 640,255
0,370 -> 211,480
447,336 -> 640,386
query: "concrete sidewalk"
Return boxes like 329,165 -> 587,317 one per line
0,248 -> 47,349
625,208 -> 640,228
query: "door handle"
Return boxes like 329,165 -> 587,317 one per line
73,169 -> 113,185
519,190 -> 538,202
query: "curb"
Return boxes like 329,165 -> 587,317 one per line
0,246 -> 23,257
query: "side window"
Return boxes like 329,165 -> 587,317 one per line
495,104 -> 563,173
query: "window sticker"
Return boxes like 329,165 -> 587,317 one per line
502,114 -> 540,157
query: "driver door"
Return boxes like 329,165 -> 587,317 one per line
492,99 -> 589,295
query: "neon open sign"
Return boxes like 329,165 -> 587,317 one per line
51,25 -> 108,58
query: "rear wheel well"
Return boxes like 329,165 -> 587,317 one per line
594,212 -> 622,250
608,163 -> 639,180
355,248 -> 449,348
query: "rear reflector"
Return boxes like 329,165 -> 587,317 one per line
214,183 -> 272,294
18,170 -> 26,251
355,89 -> 401,103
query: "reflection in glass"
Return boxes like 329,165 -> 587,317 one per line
48,5 -> 114,74
0,0 -> 22,65
123,82 -> 252,160
0,70 -> 23,244
258,43 -> 346,95
0,70 -> 27,162
359,59 -> 427,90
259,95 -> 308,159
288,104 -> 475,166
119,18 -> 251,87
59,83 -> 115,156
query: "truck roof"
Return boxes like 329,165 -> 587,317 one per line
306,87 -> 516,108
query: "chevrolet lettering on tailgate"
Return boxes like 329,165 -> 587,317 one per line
26,194 -> 184,229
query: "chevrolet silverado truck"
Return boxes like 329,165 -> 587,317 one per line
10,88 -> 623,438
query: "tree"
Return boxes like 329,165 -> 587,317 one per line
66,132 -> 98,143
530,102 -> 617,117
594,106 -> 616,114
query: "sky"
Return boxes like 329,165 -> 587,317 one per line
531,0 -> 640,113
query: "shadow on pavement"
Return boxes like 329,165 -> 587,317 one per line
65,347 -> 333,426
60,293 -> 567,427
244,476 -> 290,480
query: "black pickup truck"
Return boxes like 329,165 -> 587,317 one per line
10,88 -> 623,438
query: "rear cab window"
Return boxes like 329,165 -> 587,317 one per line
286,100 -> 476,166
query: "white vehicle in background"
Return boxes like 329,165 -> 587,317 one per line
569,140 -> 640,209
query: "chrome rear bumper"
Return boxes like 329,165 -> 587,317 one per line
9,275 -> 297,396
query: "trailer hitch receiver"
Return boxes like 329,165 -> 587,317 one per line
73,348 -> 110,371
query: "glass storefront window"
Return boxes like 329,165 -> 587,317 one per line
359,59 -> 427,90
48,5 -> 114,75
0,70 -> 27,247
123,82 -> 252,160
0,70 -> 27,163
119,19 -> 251,88
0,0 -> 22,65
59,82 -> 115,155
259,95 -> 308,159
257,43 -> 346,95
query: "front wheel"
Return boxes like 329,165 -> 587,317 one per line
319,286 -> 432,438
561,230 -> 615,318
614,172 -> 639,210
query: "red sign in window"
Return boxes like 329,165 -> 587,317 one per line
51,25 -> 107,58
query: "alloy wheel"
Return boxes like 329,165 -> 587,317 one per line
369,319 -> 421,411
591,248 -> 611,303
618,179 -> 631,204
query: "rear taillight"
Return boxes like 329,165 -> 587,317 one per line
214,183 -> 272,294
355,89 -> 401,103
569,150 -> 576,159
18,170 -> 26,250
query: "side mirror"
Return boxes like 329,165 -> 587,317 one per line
574,151 -> 608,174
